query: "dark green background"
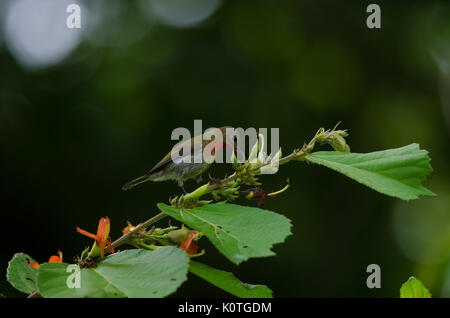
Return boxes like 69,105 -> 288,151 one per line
1,0 -> 449,297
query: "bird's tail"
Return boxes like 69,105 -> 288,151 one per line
122,175 -> 149,191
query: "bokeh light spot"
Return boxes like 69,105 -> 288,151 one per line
4,0 -> 83,70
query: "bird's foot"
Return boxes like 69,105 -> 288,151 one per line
178,179 -> 188,194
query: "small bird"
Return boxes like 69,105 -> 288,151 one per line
122,127 -> 238,193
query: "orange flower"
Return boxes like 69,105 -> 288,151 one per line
122,221 -> 137,235
28,261 -> 40,269
179,231 -> 199,255
48,250 -> 63,263
28,250 -> 63,269
76,217 -> 114,258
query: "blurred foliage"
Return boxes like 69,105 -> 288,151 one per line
0,0 -> 449,297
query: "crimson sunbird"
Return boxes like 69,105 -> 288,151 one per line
122,127 -> 238,192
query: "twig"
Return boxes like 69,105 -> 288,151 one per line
27,291 -> 42,298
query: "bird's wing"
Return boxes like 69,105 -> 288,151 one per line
146,135 -> 204,175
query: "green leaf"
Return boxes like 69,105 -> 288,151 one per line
7,253 -> 39,294
158,203 -> 292,265
400,277 -> 432,298
189,261 -> 273,298
37,247 -> 189,298
306,144 -> 435,200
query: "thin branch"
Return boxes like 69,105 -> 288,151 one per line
27,291 -> 42,298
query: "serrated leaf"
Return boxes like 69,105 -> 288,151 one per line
400,277 -> 431,298
158,203 -> 292,265
7,253 -> 39,294
306,143 -> 435,200
37,247 -> 189,298
189,261 -> 273,298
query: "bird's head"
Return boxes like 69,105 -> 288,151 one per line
202,127 -> 243,162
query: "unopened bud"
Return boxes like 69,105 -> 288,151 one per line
248,139 -> 259,163
167,226 -> 192,244
230,150 -> 238,169
330,134 -> 350,152
183,183 -> 210,200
